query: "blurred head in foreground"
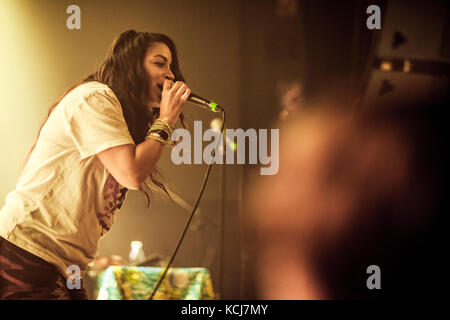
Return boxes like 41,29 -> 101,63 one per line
247,94 -> 446,299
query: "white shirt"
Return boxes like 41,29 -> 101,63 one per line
0,81 -> 135,278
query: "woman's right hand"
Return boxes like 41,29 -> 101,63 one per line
159,79 -> 191,127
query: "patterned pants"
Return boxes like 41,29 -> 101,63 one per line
0,237 -> 88,300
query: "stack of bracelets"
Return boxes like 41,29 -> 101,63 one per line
145,118 -> 174,147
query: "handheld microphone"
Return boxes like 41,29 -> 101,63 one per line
188,93 -> 224,112
159,83 -> 223,112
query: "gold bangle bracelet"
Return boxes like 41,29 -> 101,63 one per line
153,118 -> 173,133
146,119 -> 173,139
146,127 -> 171,141
155,118 -> 173,130
145,133 -> 172,147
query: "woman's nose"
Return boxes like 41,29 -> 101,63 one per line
165,70 -> 175,81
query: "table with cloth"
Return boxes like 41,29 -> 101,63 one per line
96,266 -> 215,300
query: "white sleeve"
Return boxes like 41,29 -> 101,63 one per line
68,88 -> 135,160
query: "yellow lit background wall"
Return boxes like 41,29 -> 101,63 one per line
0,0 -> 61,200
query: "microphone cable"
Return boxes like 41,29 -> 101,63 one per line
148,106 -> 226,300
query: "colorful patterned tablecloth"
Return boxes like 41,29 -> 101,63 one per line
96,266 -> 215,300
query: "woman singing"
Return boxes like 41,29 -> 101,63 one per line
0,29 -> 191,299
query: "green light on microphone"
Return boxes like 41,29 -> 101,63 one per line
209,102 -> 217,112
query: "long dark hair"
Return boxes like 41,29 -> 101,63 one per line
20,30 -> 185,205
